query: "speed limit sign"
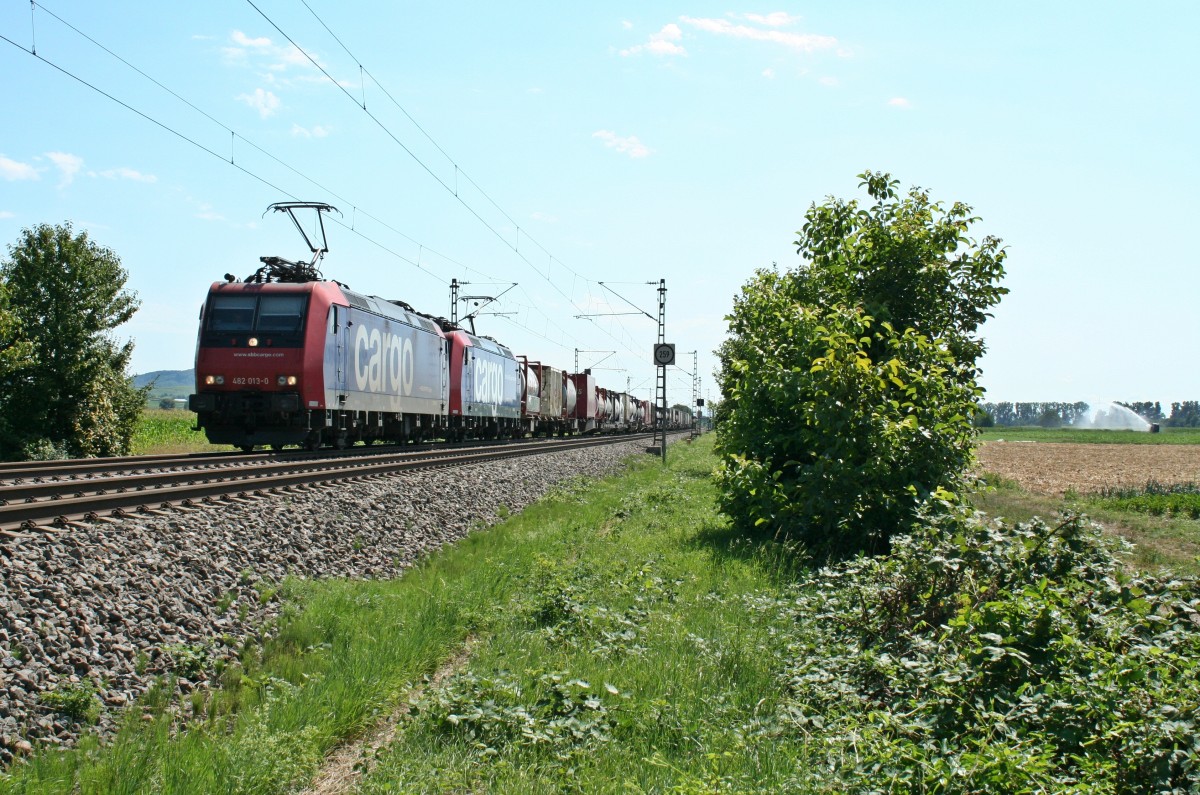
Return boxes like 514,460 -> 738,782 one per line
653,343 -> 675,366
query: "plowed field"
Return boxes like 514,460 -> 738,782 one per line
975,441 -> 1200,496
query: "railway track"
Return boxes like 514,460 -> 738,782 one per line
0,433 -> 663,536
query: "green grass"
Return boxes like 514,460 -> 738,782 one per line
977,426 -> 1200,444
3,437 -> 813,793
131,409 -> 225,455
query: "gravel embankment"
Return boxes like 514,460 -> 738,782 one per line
0,440 -> 648,764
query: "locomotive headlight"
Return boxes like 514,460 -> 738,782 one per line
248,337 -> 259,347
205,374 -> 225,385
286,375 -> 298,386
277,375 -> 286,386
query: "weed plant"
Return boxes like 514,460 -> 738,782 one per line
37,684 -> 100,725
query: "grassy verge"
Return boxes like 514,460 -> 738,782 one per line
977,426 -> 1200,444
2,436 -> 808,793
971,473 -> 1200,576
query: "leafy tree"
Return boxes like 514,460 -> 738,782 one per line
972,406 -> 995,427
716,172 -> 1007,558
0,282 -> 33,377
0,222 -> 147,459
1037,407 -> 1063,428
0,282 -> 35,449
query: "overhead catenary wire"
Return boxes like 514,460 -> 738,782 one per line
255,1 -> 680,381
29,0 -> 522,291
6,2 -> 680,384
2,5 -> 492,287
253,0 -> 666,364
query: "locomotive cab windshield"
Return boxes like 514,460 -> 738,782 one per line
204,293 -> 308,342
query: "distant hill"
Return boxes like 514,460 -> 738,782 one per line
134,369 -> 194,390
135,369 -> 194,406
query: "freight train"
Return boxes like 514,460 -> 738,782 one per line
188,204 -> 689,451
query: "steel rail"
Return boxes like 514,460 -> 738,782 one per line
0,433 -> 662,535
0,433 -> 608,484
0,436 -> 618,504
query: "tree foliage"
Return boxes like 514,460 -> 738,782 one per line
0,282 -> 35,450
0,281 -> 33,380
1167,401 -> 1200,428
792,171 -> 1007,375
716,172 -> 1007,558
0,222 -> 147,459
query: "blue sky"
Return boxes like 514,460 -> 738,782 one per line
2,2 -> 1197,411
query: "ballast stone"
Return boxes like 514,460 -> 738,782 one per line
0,440 -> 644,764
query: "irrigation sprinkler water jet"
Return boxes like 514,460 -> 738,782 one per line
1073,401 -> 1155,431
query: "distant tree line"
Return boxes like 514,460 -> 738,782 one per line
977,400 -> 1200,428
1162,401 -> 1200,427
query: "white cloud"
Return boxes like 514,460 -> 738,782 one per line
99,167 -> 157,183
238,88 -> 281,118
621,20 -> 633,30
271,44 -> 311,72
593,130 -> 652,158
0,155 -> 38,181
291,123 -> 331,138
0,210 -> 15,219
680,16 -> 837,52
223,31 -> 320,76
620,23 -> 687,57
888,96 -> 912,108
531,211 -> 559,223
819,75 -> 839,87
45,151 -> 84,187
196,204 -> 225,222
742,12 -> 800,27
231,30 -> 272,48
762,67 -> 776,79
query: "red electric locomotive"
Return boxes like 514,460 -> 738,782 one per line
189,263 -> 450,451
190,202 -> 668,451
190,203 -> 449,450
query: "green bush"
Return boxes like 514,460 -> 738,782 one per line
715,172 -> 1006,559
718,297 -> 978,557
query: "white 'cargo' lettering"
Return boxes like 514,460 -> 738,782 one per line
473,357 -> 504,404
354,324 -> 416,395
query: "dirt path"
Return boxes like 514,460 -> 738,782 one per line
301,641 -> 474,795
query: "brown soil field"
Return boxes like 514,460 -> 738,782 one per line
975,441 -> 1200,496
